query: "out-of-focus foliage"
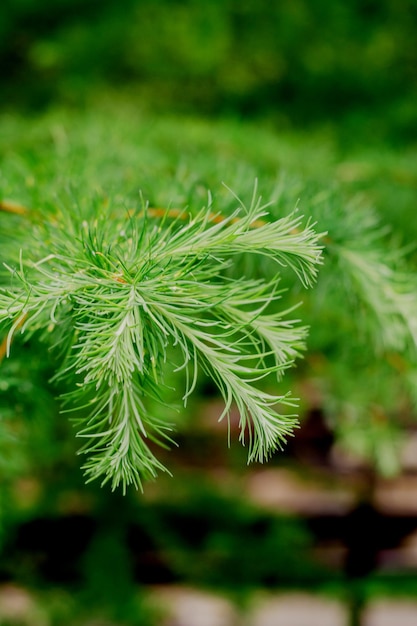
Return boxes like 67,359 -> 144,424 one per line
136,485 -> 328,589
1,0 -> 417,140
0,470 -> 326,623
1,104 -> 417,481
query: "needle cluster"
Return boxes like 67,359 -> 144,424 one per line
0,185 -> 324,490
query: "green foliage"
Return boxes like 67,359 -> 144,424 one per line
136,484 -> 328,590
2,97 -> 417,626
300,191 -> 417,473
0,162 -> 323,490
2,0 -> 417,139
2,2 -> 417,616
1,103 -> 417,486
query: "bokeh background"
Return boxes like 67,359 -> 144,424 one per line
2,0 -> 417,140
1,1 -> 417,625
0,0 -> 417,140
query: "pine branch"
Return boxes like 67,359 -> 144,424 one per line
321,201 -> 417,354
0,185 -> 324,490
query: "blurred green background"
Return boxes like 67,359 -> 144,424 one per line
2,1 -> 417,625
2,0 -> 417,142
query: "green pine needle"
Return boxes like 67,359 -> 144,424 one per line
0,184 -> 324,491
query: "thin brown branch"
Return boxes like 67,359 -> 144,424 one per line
0,200 -> 29,216
0,336 -> 8,363
128,206 -> 268,228
0,314 -> 27,364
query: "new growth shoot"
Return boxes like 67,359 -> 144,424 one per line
0,184 -> 324,491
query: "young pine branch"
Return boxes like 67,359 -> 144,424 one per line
322,201 -> 417,355
0,186 -> 324,491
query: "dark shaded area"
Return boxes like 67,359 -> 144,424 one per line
2,401 -> 417,626
0,515 -> 96,584
285,408 -> 335,465
2,490 -> 417,590
307,512 -> 417,576
1,505 -> 318,589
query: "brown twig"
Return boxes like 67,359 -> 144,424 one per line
0,314 -> 27,364
128,206 -> 267,228
0,200 -> 29,216
0,199 -> 275,229
0,336 -> 8,363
